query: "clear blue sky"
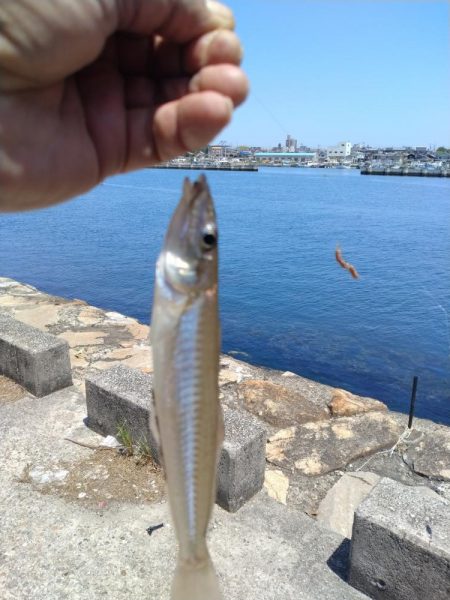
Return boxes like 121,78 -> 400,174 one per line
219,0 -> 449,148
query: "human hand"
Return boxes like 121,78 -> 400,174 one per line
0,0 -> 248,210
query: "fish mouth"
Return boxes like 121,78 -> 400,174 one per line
164,175 -> 215,252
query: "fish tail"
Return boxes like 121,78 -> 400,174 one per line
171,553 -> 222,600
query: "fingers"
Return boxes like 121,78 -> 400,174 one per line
189,64 -> 248,107
116,2 -> 241,79
205,0 -> 235,30
152,91 -> 233,162
157,64 -> 247,107
116,0 -> 234,42
0,0 -> 237,90
151,29 -> 242,78
157,0 -> 235,41
183,28 -> 242,74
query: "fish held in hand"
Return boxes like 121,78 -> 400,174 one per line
151,175 -> 224,600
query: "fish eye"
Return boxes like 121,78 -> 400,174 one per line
202,232 -> 217,250
201,224 -> 217,251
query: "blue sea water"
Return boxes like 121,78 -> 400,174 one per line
1,168 -> 449,425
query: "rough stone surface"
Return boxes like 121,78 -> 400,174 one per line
86,365 -> 267,512
13,303 -> 62,329
328,389 -> 387,417
85,364 -> 157,454
256,368 -> 342,414
267,412 -> 401,476
219,362 -> 347,418
0,380 -> 368,600
264,469 -> 289,504
59,330 -> 107,347
0,375 -> 26,404
0,278 -> 153,395
0,311 -> 72,396
317,472 -> 381,538
236,378 -> 329,428
217,406 -> 267,512
0,277 -> 450,564
219,354 -> 261,384
349,477 -> 450,600
404,430 -> 450,482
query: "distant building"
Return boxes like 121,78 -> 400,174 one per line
327,141 -> 353,159
254,151 -> 316,163
285,134 -> 297,152
208,145 -> 229,158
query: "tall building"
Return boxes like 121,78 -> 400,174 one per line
285,134 -> 297,152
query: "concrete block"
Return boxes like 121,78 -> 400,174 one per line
217,406 -> 267,512
349,477 -> 450,600
85,364 -> 157,455
0,312 -> 72,396
85,365 -> 267,512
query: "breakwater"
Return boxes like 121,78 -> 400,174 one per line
361,167 -> 450,177
149,163 -> 258,171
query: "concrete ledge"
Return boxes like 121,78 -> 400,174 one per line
349,477 -> 450,600
85,364 -> 267,512
0,312 -> 72,397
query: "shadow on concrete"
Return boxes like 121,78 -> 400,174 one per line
326,537 -> 351,582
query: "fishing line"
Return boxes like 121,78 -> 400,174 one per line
253,93 -> 290,137
102,182 -> 153,190
421,286 -> 450,359
102,182 -> 179,195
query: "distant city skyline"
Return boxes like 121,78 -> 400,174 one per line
217,0 -> 450,148
212,137 -> 446,151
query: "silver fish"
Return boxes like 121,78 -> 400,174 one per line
151,176 -> 224,600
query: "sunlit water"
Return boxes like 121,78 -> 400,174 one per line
1,168 -> 449,424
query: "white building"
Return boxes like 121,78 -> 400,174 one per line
327,141 -> 353,159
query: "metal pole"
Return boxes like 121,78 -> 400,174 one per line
407,376 -> 418,429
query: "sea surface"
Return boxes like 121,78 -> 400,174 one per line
1,168 -> 449,425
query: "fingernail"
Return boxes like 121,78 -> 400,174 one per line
206,0 -> 235,29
